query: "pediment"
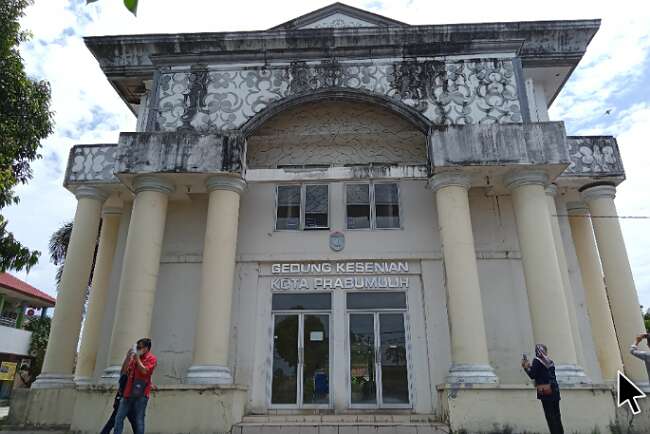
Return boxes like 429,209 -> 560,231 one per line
270,2 -> 407,30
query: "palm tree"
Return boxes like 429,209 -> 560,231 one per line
49,220 -> 100,288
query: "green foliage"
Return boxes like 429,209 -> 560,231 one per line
49,221 -> 72,285
0,0 -> 54,272
23,316 -> 51,386
123,0 -> 138,14
48,220 -> 99,289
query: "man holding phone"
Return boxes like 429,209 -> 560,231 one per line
113,338 -> 157,434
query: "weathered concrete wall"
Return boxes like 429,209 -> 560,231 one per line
439,385 -> 616,433
430,121 -> 569,171
70,385 -> 247,434
7,387 -> 76,429
116,132 -> 244,175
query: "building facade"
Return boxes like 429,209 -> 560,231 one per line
10,4 -> 649,433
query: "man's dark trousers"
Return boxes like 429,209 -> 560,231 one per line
113,396 -> 148,434
100,394 -> 137,434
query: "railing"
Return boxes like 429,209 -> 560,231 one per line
0,315 -> 17,328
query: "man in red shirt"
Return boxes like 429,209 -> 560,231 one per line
113,338 -> 157,434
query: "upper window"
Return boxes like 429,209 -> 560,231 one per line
276,184 -> 329,231
345,182 -> 400,230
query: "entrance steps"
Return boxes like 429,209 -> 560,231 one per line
233,414 -> 450,434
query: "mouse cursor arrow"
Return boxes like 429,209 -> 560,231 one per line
618,371 -> 647,415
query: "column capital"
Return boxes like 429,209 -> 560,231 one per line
133,175 -> 175,195
545,183 -> 559,197
74,186 -> 109,202
581,184 -> 616,202
566,201 -> 590,216
427,171 -> 471,192
503,170 -> 549,191
206,175 -> 246,194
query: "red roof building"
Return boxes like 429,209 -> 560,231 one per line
0,273 -> 56,307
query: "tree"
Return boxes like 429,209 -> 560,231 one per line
0,0 -> 54,272
86,0 -> 139,15
49,221 -> 73,286
23,316 -> 51,386
49,220 -> 100,288
49,220 -> 99,287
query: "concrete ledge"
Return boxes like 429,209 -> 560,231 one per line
7,387 -> 75,429
437,384 -> 616,433
70,384 -> 248,434
116,131 -> 244,176
430,122 -> 569,176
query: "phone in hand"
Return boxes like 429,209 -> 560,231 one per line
522,353 -> 528,361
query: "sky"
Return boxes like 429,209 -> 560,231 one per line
5,0 -> 650,307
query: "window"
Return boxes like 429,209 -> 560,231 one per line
276,184 -> 329,231
304,185 -> 328,230
346,184 -> 371,229
347,292 -> 407,310
276,185 -> 301,230
345,183 -> 400,230
374,183 -> 400,229
272,293 -> 332,310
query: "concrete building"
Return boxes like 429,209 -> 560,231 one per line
0,273 -> 55,399
9,3 -> 649,433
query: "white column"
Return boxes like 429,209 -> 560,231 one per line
74,205 -> 123,384
429,172 -> 498,384
545,185 -> 587,373
566,201 -> 623,382
504,171 -> 586,384
102,176 -> 174,380
33,186 -> 107,388
186,175 -> 245,384
582,184 -> 648,384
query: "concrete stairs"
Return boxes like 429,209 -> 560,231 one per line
232,414 -> 450,434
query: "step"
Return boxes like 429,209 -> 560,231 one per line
234,414 -> 450,434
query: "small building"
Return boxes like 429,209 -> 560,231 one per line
0,273 -> 55,398
10,3 -> 649,433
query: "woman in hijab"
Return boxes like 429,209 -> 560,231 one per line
522,344 -> 564,434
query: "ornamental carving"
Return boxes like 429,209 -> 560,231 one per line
153,57 -> 522,132
299,14 -> 378,29
247,100 -> 426,168
564,137 -> 624,176
66,145 -> 117,184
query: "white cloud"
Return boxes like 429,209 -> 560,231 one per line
6,0 -> 650,311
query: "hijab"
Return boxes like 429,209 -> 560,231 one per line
535,344 -> 554,368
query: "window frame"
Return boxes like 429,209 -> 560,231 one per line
344,181 -> 402,231
274,183 -> 330,232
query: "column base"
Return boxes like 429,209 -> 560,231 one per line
185,365 -> 233,385
555,364 -> 590,385
73,376 -> 94,386
31,373 -> 75,389
99,365 -> 121,384
447,363 -> 499,384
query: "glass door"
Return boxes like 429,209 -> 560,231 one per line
349,312 -> 410,408
271,313 -> 330,408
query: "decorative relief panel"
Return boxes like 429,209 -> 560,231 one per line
66,145 -> 118,184
298,13 -> 378,29
247,100 -> 426,168
564,136 -> 624,176
154,57 -> 522,132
